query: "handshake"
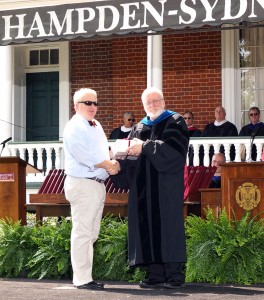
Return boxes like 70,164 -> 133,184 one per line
104,159 -> 120,175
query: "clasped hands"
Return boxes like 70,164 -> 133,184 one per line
101,138 -> 143,175
105,160 -> 120,175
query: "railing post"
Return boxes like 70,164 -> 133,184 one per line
234,143 -> 242,162
54,147 -> 62,169
245,143 -> 251,162
203,144 -> 210,167
256,143 -> 263,161
223,143 -> 231,162
46,147 -> 52,173
193,144 -> 200,166
27,147 -> 34,166
10,147 -> 17,157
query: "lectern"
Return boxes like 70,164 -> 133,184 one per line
221,162 -> 264,220
0,157 -> 40,225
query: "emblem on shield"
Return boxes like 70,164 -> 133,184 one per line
235,182 -> 261,211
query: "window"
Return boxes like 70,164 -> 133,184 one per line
29,48 -> 59,66
239,26 -> 264,126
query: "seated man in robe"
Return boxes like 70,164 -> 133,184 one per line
201,105 -> 238,163
239,106 -> 264,161
209,152 -> 226,188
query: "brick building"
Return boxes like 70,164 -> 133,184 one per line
0,0 -> 263,142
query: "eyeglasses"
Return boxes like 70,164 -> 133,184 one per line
128,118 -> 135,122
79,101 -> 99,107
249,112 -> 259,116
145,99 -> 163,106
184,117 -> 193,120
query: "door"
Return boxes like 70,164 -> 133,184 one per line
26,72 -> 59,169
26,72 -> 59,141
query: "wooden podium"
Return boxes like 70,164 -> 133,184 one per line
0,157 -> 40,225
221,162 -> 264,220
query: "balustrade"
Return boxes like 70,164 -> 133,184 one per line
6,137 -> 264,183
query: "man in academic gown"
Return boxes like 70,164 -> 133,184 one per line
120,87 -> 189,289
109,112 -> 135,139
239,106 -> 264,161
201,105 -> 238,162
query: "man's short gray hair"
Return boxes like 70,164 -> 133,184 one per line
123,112 -> 134,118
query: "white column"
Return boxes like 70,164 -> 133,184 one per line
222,29 -> 240,130
0,46 -> 13,156
147,34 -> 162,90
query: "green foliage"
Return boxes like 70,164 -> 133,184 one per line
0,215 -> 145,281
93,215 -> 146,282
27,218 -> 72,279
2,210 -> 264,284
0,218 -> 37,277
185,209 -> 264,284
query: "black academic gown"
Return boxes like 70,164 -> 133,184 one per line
239,122 -> 264,161
201,121 -> 238,162
239,122 -> 264,136
109,127 -> 131,139
202,121 -> 238,137
126,113 -> 189,267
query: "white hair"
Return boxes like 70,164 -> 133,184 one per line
73,88 -> 97,104
141,87 -> 164,102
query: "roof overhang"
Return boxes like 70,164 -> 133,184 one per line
1,0 -> 264,46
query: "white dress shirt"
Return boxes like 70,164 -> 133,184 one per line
63,113 -> 110,180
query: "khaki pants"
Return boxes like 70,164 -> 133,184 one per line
64,176 -> 106,286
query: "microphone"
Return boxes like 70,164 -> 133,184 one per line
0,137 -> 12,145
249,126 -> 260,161
147,116 -> 150,120
0,137 -> 12,156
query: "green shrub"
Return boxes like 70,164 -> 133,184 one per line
27,218 -> 72,279
0,218 -> 37,277
0,215 -> 145,281
185,209 -> 264,284
93,215 -> 146,282
2,210 -> 264,284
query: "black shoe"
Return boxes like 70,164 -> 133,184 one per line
139,280 -> 165,289
75,281 -> 104,290
163,281 -> 185,289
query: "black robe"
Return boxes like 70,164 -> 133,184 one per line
239,122 -> 264,161
109,127 -> 131,139
202,121 -> 238,137
201,121 -> 238,162
125,113 -> 189,267
239,122 -> 264,136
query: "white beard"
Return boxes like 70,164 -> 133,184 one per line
147,109 -> 165,120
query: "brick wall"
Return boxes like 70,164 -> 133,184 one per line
70,31 -> 221,137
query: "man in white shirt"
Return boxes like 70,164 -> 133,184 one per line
63,88 -> 119,290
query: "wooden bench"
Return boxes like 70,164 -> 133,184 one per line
199,188 -> 222,218
27,166 -> 217,223
26,169 -> 129,224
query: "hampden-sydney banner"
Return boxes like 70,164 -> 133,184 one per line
1,0 -> 264,45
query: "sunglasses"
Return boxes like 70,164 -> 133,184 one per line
184,117 -> 193,120
79,101 -> 99,107
128,118 -> 135,122
249,113 -> 259,116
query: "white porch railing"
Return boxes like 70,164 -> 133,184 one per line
6,137 -> 264,183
